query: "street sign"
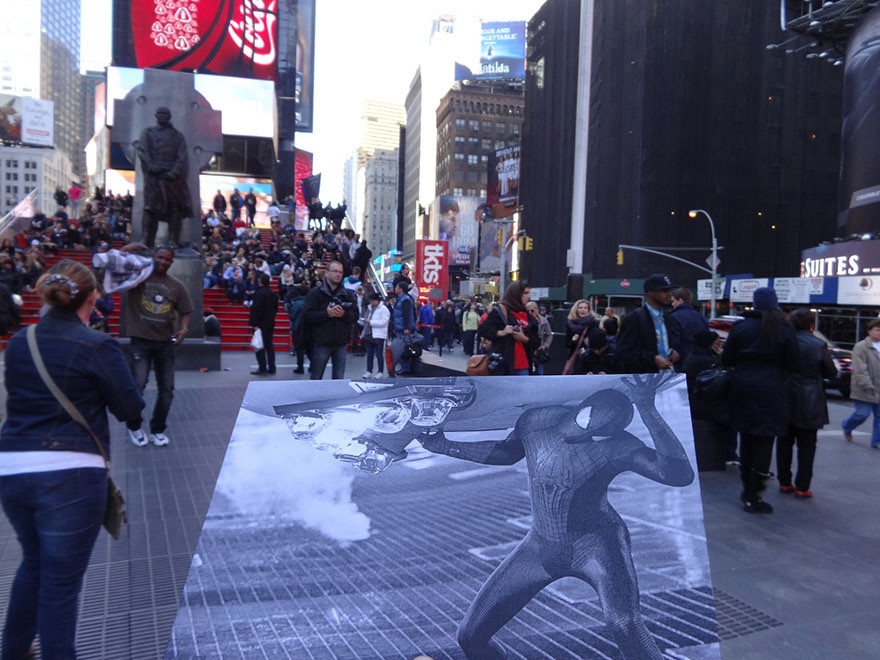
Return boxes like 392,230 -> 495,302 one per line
697,278 -> 725,301
705,253 -> 721,270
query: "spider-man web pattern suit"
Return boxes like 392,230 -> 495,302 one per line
419,377 -> 695,660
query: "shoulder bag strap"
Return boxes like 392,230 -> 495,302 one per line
569,322 -> 588,360
26,324 -> 110,469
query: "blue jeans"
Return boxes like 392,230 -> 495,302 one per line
364,337 -> 385,374
1,468 -> 107,659
843,400 -> 880,446
127,337 -> 175,434
310,345 -> 347,380
514,368 -> 530,376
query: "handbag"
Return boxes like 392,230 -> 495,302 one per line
250,327 -> 264,350
694,366 -> 732,404
562,328 -> 588,375
533,346 -> 551,364
466,353 -> 491,376
26,325 -> 126,539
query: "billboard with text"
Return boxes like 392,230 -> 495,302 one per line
455,21 -> 526,81
416,239 -> 449,302
0,95 -> 54,147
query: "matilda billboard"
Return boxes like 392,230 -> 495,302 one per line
455,21 -> 526,82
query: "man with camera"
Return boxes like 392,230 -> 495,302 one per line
303,260 -> 358,379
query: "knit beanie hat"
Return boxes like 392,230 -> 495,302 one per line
752,287 -> 778,310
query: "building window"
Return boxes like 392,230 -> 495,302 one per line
468,137 -> 479,146
482,121 -> 492,132
496,123 -> 505,133
510,124 -> 520,136
455,119 -> 465,130
467,154 -> 478,165
495,140 -> 505,150
467,189 -> 477,197
454,135 -> 464,145
454,188 -> 463,196
454,153 -> 464,162
469,120 -> 479,131
482,139 -> 492,150
479,189 -> 486,198
481,155 -> 488,163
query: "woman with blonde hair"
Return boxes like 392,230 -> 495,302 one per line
0,260 -> 143,657
566,298 -> 597,354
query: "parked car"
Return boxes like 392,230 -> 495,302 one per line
708,315 -> 851,397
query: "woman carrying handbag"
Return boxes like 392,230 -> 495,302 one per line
477,282 -> 539,375
0,261 -> 144,658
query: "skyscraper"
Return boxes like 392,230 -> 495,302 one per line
356,100 -> 405,168
0,0 -> 81,183
363,149 -> 399,256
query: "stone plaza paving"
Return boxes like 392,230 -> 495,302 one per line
0,350 -> 879,658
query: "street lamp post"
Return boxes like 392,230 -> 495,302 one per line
688,209 -> 719,320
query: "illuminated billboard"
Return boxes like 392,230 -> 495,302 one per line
455,21 -> 527,82
428,195 -> 487,268
0,95 -> 54,147
112,0 -> 314,132
105,66 -> 276,139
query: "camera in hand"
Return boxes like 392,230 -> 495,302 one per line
329,296 -> 353,309
488,352 -> 505,374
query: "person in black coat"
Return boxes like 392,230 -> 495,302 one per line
248,273 -> 279,375
616,274 -> 682,373
722,288 -> 800,513
578,328 -> 617,374
670,288 -> 709,370
777,308 -> 836,498
478,282 -> 539,375
302,262 -> 358,379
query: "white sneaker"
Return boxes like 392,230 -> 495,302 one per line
127,428 -> 148,447
362,371 -> 373,379
149,432 -> 170,447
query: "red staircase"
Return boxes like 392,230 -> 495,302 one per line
1,229 -> 292,351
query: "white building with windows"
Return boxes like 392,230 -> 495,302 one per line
363,149 -> 399,256
1,146 -> 73,216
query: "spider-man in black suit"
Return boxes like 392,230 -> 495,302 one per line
418,375 -> 695,660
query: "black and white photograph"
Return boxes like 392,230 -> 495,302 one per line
165,374 -> 719,660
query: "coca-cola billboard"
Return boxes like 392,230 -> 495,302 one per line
115,0 -> 280,81
415,240 -> 449,303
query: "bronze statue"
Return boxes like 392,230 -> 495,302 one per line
137,107 -> 192,248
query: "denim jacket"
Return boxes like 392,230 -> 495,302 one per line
1,308 -> 144,457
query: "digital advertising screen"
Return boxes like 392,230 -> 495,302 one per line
455,21 -> 527,82
113,0 -> 280,81
105,66 -> 276,139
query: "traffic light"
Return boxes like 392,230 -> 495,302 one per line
617,249 -> 624,265
497,228 -> 504,244
525,236 -> 534,251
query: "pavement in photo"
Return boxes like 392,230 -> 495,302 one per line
0,346 -> 877,658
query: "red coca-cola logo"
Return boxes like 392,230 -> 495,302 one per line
227,0 -> 278,66
130,0 -> 279,81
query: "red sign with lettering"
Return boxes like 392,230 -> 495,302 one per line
416,240 -> 449,302
130,0 -> 279,81
620,279 -> 631,289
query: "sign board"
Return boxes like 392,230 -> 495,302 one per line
487,144 -> 520,209
530,287 -> 549,300
20,98 -> 54,146
0,95 -> 54,147
455,21 -> 527,82
837,275 -> 880,306
801,239 -> 880,277
415,239 -> 449,302
697,278 -> 725,301
772,277 -> 812,304
730,278 -> 769,303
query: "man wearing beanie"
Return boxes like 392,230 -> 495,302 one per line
721,287 -> 799,513
616,273 -> 682,373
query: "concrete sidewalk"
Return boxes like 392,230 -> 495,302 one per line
0,350 -> 877,658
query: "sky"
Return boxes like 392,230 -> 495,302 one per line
80,0 -> 545,199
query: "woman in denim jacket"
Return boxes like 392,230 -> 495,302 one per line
0,260 -> 144,658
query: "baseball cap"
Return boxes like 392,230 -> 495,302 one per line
643,274 -> 676,292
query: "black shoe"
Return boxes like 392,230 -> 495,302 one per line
266,370 -> 276,375
251,370 -> 268,376
743,499 -> 773,514
293,367 -> 305,374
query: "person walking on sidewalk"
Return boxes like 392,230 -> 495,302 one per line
842,317 -> 880,449
121,245 -> 192,448
249,273 -> 278,375
778,308 -> 837,499
721,287 -> 799,514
